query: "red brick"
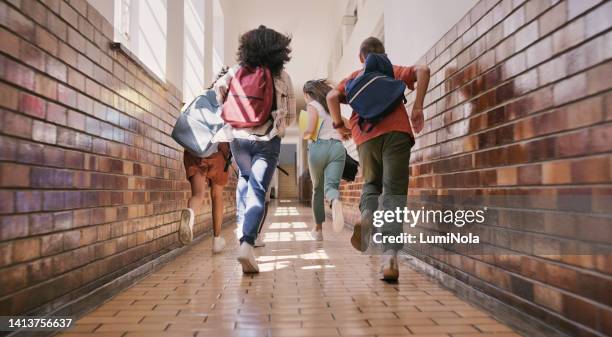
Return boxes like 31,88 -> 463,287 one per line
0,191 -> 14,214
0,27 -> 20,58
43,146 -> 65,167
542,161 -> 571,184
0,265 -> 27,297
4,57 -> 35,90
46,102 -> 67,124
552,18 -> 584,54
0,215 -> 28,242
0,82 -> 19,111
518,164 -> 542,185
34,74 -> 57,100
80,227 -> 97,246
553,73 -> 587,106
54,211 -> 73,230
67,67 -> 85,88
58,42 -> 77,65
0,242 -> 12,267
586,61 -> 612,95
2,110 -> 32,138
543,2 -> 574,33
15,191 -> 42,213
584,0 -> 611,38
46,57 -> 67,82
20,40 -> 45,71
57,84 -> 77,108
79,17 -> 95,45
59,1 -> 79,29
526,36 -> 552,68
0,163 -> 30,187
76,53 -> 93,77
27,258 -> 54,284
19,92 -> 46,119
41,233 -> 63,256
12,238 -> 41,263
17,141 -> 44,165
29,213 -> 54,235
32,120 -> 58,144
514,21 -> 539,51
63,230 -> 81,250
35,26 -> 58,55
1,3 -> 35,40
20,0 -> 47,23
590,124 -> 612,153
563,294 -> 598,330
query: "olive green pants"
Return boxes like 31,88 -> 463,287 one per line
357,132 -> 414,252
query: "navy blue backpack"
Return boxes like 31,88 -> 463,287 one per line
345,53 -> 407,132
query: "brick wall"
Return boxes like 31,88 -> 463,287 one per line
339,0 -> 611,336
0,0 -> 235,316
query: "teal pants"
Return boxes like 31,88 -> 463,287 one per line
308,139 -> 346,225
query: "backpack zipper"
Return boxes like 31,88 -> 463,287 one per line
348,75 -> 386,104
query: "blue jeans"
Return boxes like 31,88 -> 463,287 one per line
231,136 -> 281,245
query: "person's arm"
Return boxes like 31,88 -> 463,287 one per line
214,67 -> 233,103
409,65 -> 430,134
326,89 -> 351,140
283,72 -> 297,128
302,105 -> 318,139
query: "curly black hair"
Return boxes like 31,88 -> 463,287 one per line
237,25 -> 292,77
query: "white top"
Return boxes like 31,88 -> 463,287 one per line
308,100 -> 342,141
212,65 -> 296,142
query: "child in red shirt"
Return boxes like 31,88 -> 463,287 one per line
327,37 -> 430,282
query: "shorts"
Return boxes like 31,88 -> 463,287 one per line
183,143 -> 231,186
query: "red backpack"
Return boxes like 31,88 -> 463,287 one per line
221,66 -> 275,128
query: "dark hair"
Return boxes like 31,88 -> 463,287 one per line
237,25 -> 292,77
303,79 -> 333,113
359,36 -> 385,58
207,65 -> 229,89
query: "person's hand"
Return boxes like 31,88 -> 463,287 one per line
410,107 -> 424,134
338,125 -> 352,140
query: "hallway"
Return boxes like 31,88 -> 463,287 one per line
59,201 -> 520,337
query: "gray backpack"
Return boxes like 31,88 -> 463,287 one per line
171,90 -> 225,158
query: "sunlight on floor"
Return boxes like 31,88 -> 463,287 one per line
258,255 -> 299,262
273,207 -> 300,216
268,221 -> 308,229
261,231 -> 314,242
258,261 -> 291,272
301,265 -> 336,270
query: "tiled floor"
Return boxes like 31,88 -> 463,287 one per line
59,201 -> 521,337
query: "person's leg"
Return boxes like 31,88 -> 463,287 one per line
179,172 -> 207,245
188,173 -> 207,211
236,137 -> 280,274
254,197 -> 269,247
380,132 -> 413,252
230,139 -> 252,240
308,141 -> 327,230
324,140 -> 346,232
241,137 -> 281,245
210,181 -> 228,253
352,137 -> 384,251
210,183 -> 224,237
322,141 -> 345,202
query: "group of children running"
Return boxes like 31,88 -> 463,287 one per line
175,25 -> 430,282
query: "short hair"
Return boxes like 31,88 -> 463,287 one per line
359,37 -> 385,58
237,25 -> 292,77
